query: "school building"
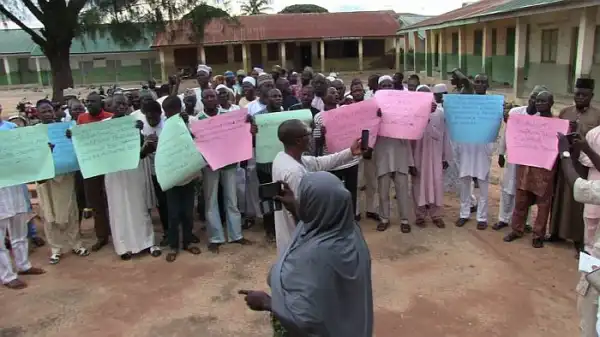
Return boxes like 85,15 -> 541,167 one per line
0,10 -> 434,87
397,0 -> 600,99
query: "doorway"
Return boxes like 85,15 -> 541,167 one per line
300,44 -> 312,69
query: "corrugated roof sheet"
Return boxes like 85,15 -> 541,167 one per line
402,0 -> 570,31
397,13 -> 433,39
30,32 -> 154,56
0,29 -> 38,55
152,11 -> 400,47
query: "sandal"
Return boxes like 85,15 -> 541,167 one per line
4,279 -> 27,290
415,218 -> 426,228
185,246 -> 201,255
120,252 -> 133,261
166,251 -> 178,262
503,231 -> 522,242
376,222 -> 389,232
72,247 -> 90,257
433,218 -> 445,228
49,253 -> 61,265
150,246 -> 162,257
232,238 -> 252,245
18,267 -> 45,275
208,243 -> 220,253
400,222 -> 412,234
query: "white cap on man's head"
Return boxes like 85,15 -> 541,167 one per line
432,84 -> 448,94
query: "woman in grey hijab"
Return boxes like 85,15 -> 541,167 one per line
240,171 -> 373,337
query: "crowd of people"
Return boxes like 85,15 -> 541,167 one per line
3,62 -> 600,336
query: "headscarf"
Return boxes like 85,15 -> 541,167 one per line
269,172 -> 373,337
242,76 -> 256,86
378,75 -> 393,84
197,64 -> 211,75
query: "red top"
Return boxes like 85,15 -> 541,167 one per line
77,110 -> 113,124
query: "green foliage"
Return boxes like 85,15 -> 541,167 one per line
239,0 -> 271,15
279,4 -> 328,14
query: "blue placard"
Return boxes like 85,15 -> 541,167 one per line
48,122 -> 79,175
443,94 -> 504,143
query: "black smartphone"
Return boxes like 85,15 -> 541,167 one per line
361,129 -> 369,151
566,132 -> 579,143
259,182 -> 282,213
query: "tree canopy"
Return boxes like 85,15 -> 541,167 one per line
279,4 -> 328,14
239,0 -> 271,15
0,0 -> 232,101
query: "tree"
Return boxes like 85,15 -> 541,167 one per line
0,1 -> 232,102
239,0 -> 271,15
279,4 -> 328,14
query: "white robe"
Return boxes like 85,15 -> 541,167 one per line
271,149 -> 355,254
135,113 -> 162,210
456,143 -> 495,181
105,164 -> 155,255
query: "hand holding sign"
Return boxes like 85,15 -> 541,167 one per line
321,99 -> 380,153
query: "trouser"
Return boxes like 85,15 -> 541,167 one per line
45,220 -> 83,255
360,159 -> 379,214
165,181 -> 196,251
499,190 -> 533,225
510,189 -> 551,239
83,175 -> 110,242
415,205 -> 443,220
151,175 -> 169,237
378,172 -> 410,224
460,176 -> 488,222
75,171 -> 86,223
584,217 -> 600,255
0,213 -> 31,284
256,169 -> 275,237
203,166 -> 243,243
331,165 -> 359,217
578,275 -> 600,337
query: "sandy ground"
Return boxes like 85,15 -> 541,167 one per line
0,169 -> 581,337
0,73 -> 581,336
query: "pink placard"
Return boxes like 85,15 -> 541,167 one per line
506,114 -> 569,170
374,90 -> 433,140
190,108 -> 253,170
321,99 -> 381,153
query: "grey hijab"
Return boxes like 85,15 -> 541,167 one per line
269,172 -> 373,337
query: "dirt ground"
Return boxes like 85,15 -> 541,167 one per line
0,74 -> 581,336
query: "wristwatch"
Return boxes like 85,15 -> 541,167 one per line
561,151 -> 571,159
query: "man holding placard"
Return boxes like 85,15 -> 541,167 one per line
503,91 -> 559,248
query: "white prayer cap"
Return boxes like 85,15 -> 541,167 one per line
432,84 -> 448,94
326,76 -> 336,82
416,84 -> 431,92
328,72 -> 338,78
242,76 -> 256,86
378,75 -> 393,84
197,64 -> 211,74
291,71 -> 298,75
345,94 -> 353,99
215,84 -> 234,94
253,67 -> 264,73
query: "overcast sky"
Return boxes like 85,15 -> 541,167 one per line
2,0 -> 476,28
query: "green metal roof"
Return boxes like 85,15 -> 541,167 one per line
397,13 -> 433,39
0,29 -> 38,55
478,0 -> 566,16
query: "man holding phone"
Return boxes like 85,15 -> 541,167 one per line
271,119 -> 364,254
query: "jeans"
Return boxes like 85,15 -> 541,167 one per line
165,182 -> 196,250
203,166 -> 243,243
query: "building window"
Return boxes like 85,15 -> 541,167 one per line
506,27 -> 516,56
451,32 -> 459,54
491,28 -> 497,55
594,26 -> 600,64
473,29 -> 483,56
541,29 -> 559,63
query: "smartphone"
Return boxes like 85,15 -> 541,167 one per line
361,129 -> 369,151
566,132 -> 579,143
259,182 -> 282,199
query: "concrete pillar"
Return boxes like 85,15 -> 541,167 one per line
242,44 -> 249,72
261,43 -> 268,68
159,50 -> 167,83
438,29 -> 447,80
358,39 -> 364,72
395,36 -> 401,72
575,6 -> 598,79
320,40 -> 325,72
199,46 -> 206,64
458,26 -> 467,71
280,42 -> 286,69
3,57 -> 11,85
426,30 -> 434,77
226,45 -> 234,64
413,31 -> 421,73
482,23 -> 493,75
403,35 -> 410,72
35,57 -> 42,86
513,17 -> 528,98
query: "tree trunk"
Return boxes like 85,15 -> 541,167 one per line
46,43 -> 74,103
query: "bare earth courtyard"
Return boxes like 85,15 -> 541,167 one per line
0,79 -> 581,337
